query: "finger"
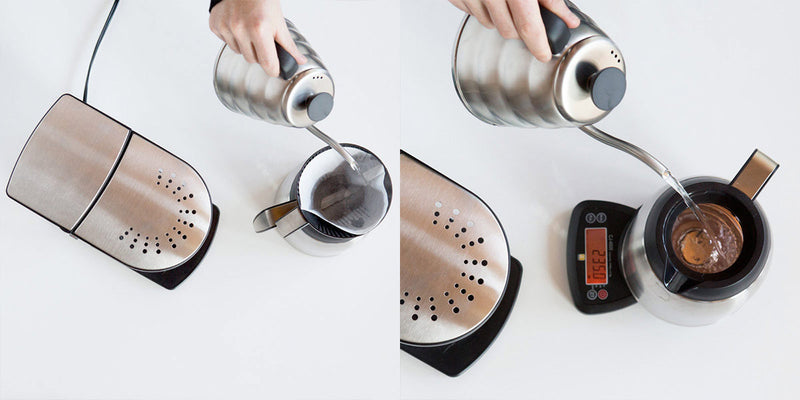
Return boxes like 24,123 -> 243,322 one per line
221,30 -> 241,54
210,28 -> 225,43
508,0 -> 551,62
485,0 -> 518,39
251,33 -> 280,77
463,0 -> 494,29
276,25 -> 308,65
208,14 -> 222,40
540,0 -> 580,28
448,0 -> 469,14
239,36 -> 258,64
229,21 -> 258,63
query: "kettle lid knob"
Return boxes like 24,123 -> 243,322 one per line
306,92 -> 334,122
587,67 -> 626,111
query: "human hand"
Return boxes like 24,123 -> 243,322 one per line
210,0 -> 308,77
448,0 -> 580,62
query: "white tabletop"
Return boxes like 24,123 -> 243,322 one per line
0,1 -> 399,398
400,0 -> 799,399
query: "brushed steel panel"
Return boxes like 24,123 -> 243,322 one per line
74,134 -> 213,272
6,94 -> 130,230
400,154 -> 510,345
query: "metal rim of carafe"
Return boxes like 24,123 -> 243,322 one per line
640,177 -> 769,301
290,143 -> 392,240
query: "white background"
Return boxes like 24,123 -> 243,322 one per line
401,0 -> 800,399
0,1 -> 399,399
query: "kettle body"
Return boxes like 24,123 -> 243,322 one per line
621,177 -> 772,326
213,19 -> 335,128
452,1 -> 627,128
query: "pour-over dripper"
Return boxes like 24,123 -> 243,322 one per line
296,146 -> 390,236
253,144 -> 392,256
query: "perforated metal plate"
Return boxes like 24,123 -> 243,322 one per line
75,134 -> 213,272
400,153 -> 510,345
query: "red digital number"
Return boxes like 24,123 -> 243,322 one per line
585,228 -> 608,285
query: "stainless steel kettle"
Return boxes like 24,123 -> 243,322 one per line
213,19 -> 334,128
452,1 -> 626,128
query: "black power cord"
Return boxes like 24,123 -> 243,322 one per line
83,0 -> 120,102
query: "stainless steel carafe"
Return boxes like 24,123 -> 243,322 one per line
621,150 -> 778,326
452,1 -> 626,128
253,145 -> 392,257
213,19 -> 334,128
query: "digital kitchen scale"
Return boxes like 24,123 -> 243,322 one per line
566,200 -> 636,313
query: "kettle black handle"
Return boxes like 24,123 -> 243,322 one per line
540,6 -> 571,54
276,42 -> 299,80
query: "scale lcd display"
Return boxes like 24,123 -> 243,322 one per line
585,227 -> 608,285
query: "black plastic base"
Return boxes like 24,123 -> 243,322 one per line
401,256 -> 522,377
134,205 -> 220,290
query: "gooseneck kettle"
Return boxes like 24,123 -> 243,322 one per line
214,19 -> 334,128
453,1 -> 627,128
213,19 -> 357,169
453,1 -> 684,189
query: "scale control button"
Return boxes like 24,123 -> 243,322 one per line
585,213 -> 597,223
598,289 -> 609,300
586,289 -> 598,300
597,212 -> 607,223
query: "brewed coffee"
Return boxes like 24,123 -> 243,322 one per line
670,203 -> 743,274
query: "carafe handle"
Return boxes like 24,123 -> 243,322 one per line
730,149 -> 779,200
253,200 -> 299,233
